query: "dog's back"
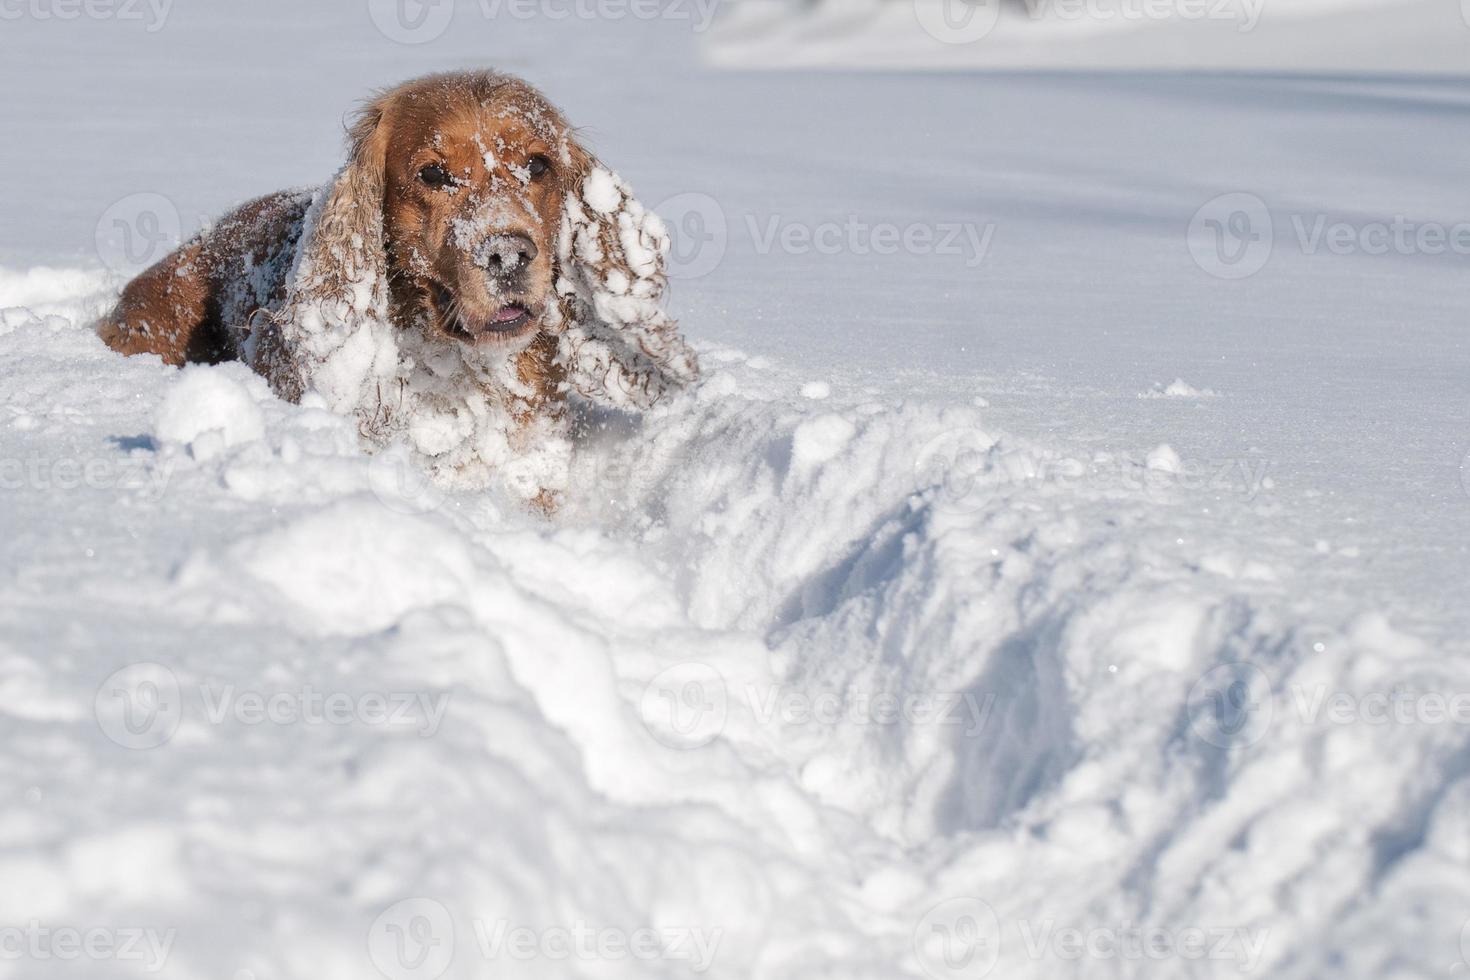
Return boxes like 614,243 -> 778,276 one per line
98,190 -> 313,366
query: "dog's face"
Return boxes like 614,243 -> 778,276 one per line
375,79 -> 574,350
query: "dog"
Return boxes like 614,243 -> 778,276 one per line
98,70 -> 698,504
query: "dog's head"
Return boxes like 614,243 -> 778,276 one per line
362,73 -> 569,348
287,70 -> 697,409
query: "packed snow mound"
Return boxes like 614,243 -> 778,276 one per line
702,0 -> 1470,72
0,278 -> 1465,979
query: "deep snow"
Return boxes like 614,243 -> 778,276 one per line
3,2 -> 1470,979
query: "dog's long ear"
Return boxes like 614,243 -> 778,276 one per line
255,96 -> 395,410
550,138 -> 699,411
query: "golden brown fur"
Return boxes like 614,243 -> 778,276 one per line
98,71 -> 697,494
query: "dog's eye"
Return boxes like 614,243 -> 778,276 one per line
526,155 -> 551,179
418,164 -> 455,189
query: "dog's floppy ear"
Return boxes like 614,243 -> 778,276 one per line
254,95 -> 395,410
550,137 -> 699,411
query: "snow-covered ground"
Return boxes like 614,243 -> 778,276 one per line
704,0 -> 1470,71
3,3 -> 1470,979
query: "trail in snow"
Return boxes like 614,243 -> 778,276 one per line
1,279 -> 1466,978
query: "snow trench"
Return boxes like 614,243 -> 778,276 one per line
0,277 -> 1463,979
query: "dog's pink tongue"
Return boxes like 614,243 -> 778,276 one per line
494,305 -> 527,323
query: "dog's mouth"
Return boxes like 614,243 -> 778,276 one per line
431,284 -> 537,342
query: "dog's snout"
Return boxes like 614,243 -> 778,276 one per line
478,233 -> 538,277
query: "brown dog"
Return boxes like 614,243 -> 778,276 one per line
99,71 -> 697,500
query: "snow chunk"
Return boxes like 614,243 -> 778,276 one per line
1141,378 -> 1219,399
233,500 -> 477,636
582,167 -> 622,215
800,381 -> 832,400
1146,443 -> 1183,473
791,413 -> 857,471
154,366 -> 266,458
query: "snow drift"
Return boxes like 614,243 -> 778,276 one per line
0,273 -> 1464,979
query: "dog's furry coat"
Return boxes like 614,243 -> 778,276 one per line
99,71 -> 697,501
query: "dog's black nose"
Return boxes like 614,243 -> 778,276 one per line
479,233 -> 538,277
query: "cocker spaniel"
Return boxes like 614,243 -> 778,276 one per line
98,70 -> 698,503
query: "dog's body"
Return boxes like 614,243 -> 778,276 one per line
99,71 -> 696,501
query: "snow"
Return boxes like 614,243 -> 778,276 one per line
154,366 -> 268,457
2,4 -> 1470,980
704,0 -> 1470,71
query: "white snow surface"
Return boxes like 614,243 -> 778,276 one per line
703,0 -> 1470,71
3,5 -> 1470,980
